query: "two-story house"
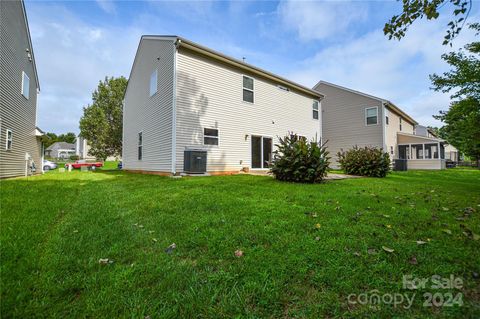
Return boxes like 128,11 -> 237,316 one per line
314,81 -> 447,170
0,0 -> 43,178
123,36 -> 323,175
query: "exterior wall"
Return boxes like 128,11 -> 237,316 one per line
175,47 -> 321,173
407,160 -> 442,170
384,106 -> 415,160
313,83 -> 384,167
123,38 -> 175,172
0,1 -> 42,178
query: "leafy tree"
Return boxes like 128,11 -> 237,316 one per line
57,132 -> 77,144
79,76 -> 127,160
384,0 -> 473,45
431,24 -> 480,165
434,98 -> 480,164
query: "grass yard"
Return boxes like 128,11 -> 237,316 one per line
1,168 -> 479,318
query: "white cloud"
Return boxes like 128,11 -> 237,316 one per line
286,16 -> 478,127
28,4 -> 144,133
96,0 -> 116,14
278,0 -> 368,41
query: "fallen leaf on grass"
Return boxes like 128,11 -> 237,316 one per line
234,250 -> 244,257
442,207 -> 449,211
353,252 -> 361,257
382,246 -> 395,253
315,223 -> 321,229
416,240 -> 427,245
383,214 -> 390,218
165,243 -> 176,254
385,224 -> 392,229
315,236 -> 320,241
98,258 -> 113,265
409,256 -> 418,265
367,248 -> 378,255
473,233 -> 480,241
442,229 -> 452,235
152,238 -> 158,243
73,230 -> 79,233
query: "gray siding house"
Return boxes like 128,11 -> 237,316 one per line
314,81 -> 447,170
123,36 -> 323,175
0,0 -> 43,178
45,142 -> 75,159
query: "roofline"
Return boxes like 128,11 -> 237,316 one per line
21,0 -> 40,91
397,132 -> 444,142
313,80 -> 418,125
141,35 -> 323,99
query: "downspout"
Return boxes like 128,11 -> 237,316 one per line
381,102 -> 387,152
319,96 -> 325,145
171,39 -> 180,175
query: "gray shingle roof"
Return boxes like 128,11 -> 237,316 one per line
46,142 -> 75,151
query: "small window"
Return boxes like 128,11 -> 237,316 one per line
386,116 -> 389,125
365,107 -> 378,125
5,129 -> 12,150
138,132 -> 143,160
312,101 -> 319,120
150,69 -> 157,96
21,71 -> 29,99
399,118 -> 402,131
242,76 -> 254,103
390,146 -> 393,155
204,128 -> 218,145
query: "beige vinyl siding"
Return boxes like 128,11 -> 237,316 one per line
407,160 -> 443,170
384,106 -> 415,159
313,83 -> 384,167
175,47 -> 321,173
123,39 -> 175,171
0,1 -> 42,178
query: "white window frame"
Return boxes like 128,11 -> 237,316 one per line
242,75 -> 254,104
5,129 -> 12,150
150,69 -> 158,97
138,131 -> 143,160
399,117 -> 403,131
312,100 -> 319,120
365,107 -> 378,126
203,128 -> 219,146
21,71 -> 29,99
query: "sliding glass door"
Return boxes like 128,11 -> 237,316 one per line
251,136 -> 272,169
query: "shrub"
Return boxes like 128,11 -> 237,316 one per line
69,155 -> 80,161
337,146 -> 391,177
270,134 -> 330,183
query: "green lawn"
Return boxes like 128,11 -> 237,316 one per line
1,168 -> 479,318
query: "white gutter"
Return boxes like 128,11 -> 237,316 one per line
171,40 -> 179,175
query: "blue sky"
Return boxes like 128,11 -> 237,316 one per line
25,0 -> 479,134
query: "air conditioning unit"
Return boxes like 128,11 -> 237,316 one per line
184,150 -> 207,173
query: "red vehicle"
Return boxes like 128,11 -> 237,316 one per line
66,160 -> 103,169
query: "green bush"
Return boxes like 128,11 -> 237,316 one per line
337,146 -> 391,177
69,155 -> 80,161
270,134 -> 330,183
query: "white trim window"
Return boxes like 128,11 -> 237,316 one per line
365,107 -> 378,125
150,69 -> 158,97
312,100 -> 319,120
21,71 -> 30,99
203,128 -> 218,146
138,132 -> 143,160
242,75 -> 254,103
5,129 -> 12,150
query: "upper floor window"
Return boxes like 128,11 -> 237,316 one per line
399,118 -> 403,131
204,128 -> 219,145
242,76 -> 254,103
365,107 -> 378,125
386,116 -> 389,125
21,71 -> 30,99
312,101 -> 319,120
150,69 -> 157,96
138,132 -> 143,160
5,129 -> 12,150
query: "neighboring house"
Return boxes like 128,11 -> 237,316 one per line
313,81 -> 447,170
75,136 -> 95,160
0,0 -> 43,178
45,142 -> 75,159
444,144 -> 460,162
75,136 -> 120,161
123,36 -> 323,175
